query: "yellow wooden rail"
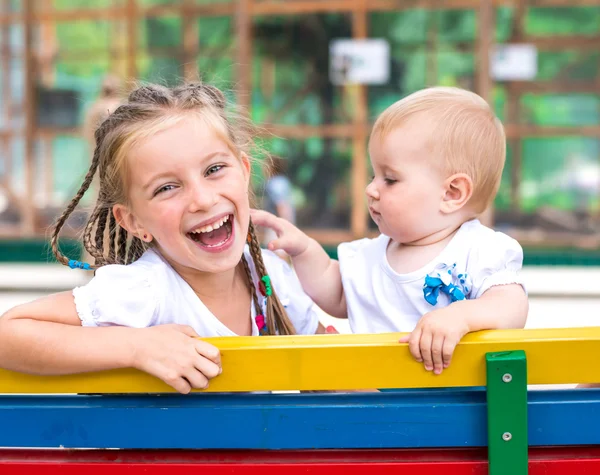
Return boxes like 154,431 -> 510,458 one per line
1,327 -> 599,394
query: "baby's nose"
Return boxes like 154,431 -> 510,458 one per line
366,181 -> 379,200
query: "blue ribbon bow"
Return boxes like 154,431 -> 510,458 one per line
423,264 -> 469,306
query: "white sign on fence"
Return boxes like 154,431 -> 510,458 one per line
491,44 -> 538,81
330,38 -> 390,86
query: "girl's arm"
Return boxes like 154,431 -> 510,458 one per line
0,292 -> 221,393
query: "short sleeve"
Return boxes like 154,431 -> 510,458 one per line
261,250 -> 319,335
72,262 -> 160,328
338,236 -> 388,284
468,231 -> 525,299
337,238 -> 372,271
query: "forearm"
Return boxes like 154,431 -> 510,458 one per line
459,285 -> 528,333
292,238 -> 346,318
0,318 -> 137,375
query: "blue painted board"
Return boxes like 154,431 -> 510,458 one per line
0,388 -> 599,449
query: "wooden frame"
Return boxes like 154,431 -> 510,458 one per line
0,0 -> 599,248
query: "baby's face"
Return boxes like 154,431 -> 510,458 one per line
366,119 -> 448,244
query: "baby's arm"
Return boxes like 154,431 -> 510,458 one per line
402,284 -> 527,375
251,209 -> 347,318
459,283 -> 528,331
0,292 -> 221,393
403,228 -> 528,375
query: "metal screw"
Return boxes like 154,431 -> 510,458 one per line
502,432 -> 512,441
502,373 -> 512,383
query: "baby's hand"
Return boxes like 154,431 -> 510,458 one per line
399,306 -> 470,375
250,209 -> 311,257
131,324 -> 222,394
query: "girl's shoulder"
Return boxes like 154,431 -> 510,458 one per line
73,249 -> 173,328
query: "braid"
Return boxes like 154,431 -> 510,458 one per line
81,203 -> 106,263
127,84 -> 172,106
173,82 -> 226,110
127,236 -> 145,264
117,226 -> 128,263
107,212 -> 117,262
93,207 -> 109,266
241,255 -> 263,319
50,140 -> 103,267
247,220 -> 296,336
200,84 -> 226,109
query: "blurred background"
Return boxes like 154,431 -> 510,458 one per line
0,0 -> 599,331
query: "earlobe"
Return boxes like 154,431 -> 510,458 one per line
113,204 -> 151,241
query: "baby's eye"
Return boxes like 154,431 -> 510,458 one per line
384,178 -> 397,185
206,164 -> 224,176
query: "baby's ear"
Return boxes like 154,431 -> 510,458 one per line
440,173 -> 473,214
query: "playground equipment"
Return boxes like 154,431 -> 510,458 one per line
0,327 -> 599,474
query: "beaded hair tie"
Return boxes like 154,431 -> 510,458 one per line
255,274 -> 272,336
68,259 -> 92,270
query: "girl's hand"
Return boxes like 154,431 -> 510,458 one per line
131,324 -> 222,394
250,209 -> 311,257
399,306 -> 470,375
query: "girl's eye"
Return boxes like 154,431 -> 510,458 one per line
384,178 -> 397,185
206,164 -> 224,176
154,184 -> 176,196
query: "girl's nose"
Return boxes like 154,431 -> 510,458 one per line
188,183 -> 218,212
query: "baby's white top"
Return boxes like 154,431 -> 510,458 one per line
73,247 -> 319,336
338,219 -> 525,334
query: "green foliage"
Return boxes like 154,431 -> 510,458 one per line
525,7 -> 600,36
44,4 -> 600,218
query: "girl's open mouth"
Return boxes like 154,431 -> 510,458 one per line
187,214 -> 234,250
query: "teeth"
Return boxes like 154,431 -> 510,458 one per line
191,215 -> 230,234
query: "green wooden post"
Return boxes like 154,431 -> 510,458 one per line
486,351 -> 528,475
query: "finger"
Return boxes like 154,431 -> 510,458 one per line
266,237 -> 287,252
431,334 -> 445,375
178,324 -> 199,338
249,210 -> 284,232
398,333 -> 410,343
194,354 -> 222,380
442,338 -> 457,369
183,369 -> 210,390
419,330 -> 434,371
167,375 -> 192,395
195,340 -> 222,368
408,328 -> 423,362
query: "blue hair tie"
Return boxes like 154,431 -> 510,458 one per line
68,259 -> 91,270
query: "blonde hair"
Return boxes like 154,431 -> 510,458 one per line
372,87 -> 506,213
51,81 -> 296,336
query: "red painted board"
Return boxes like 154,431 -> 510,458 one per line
1,447 -> 600,474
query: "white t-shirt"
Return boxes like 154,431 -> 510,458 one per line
338,219 -> 525,334
73,247 -> 319,336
